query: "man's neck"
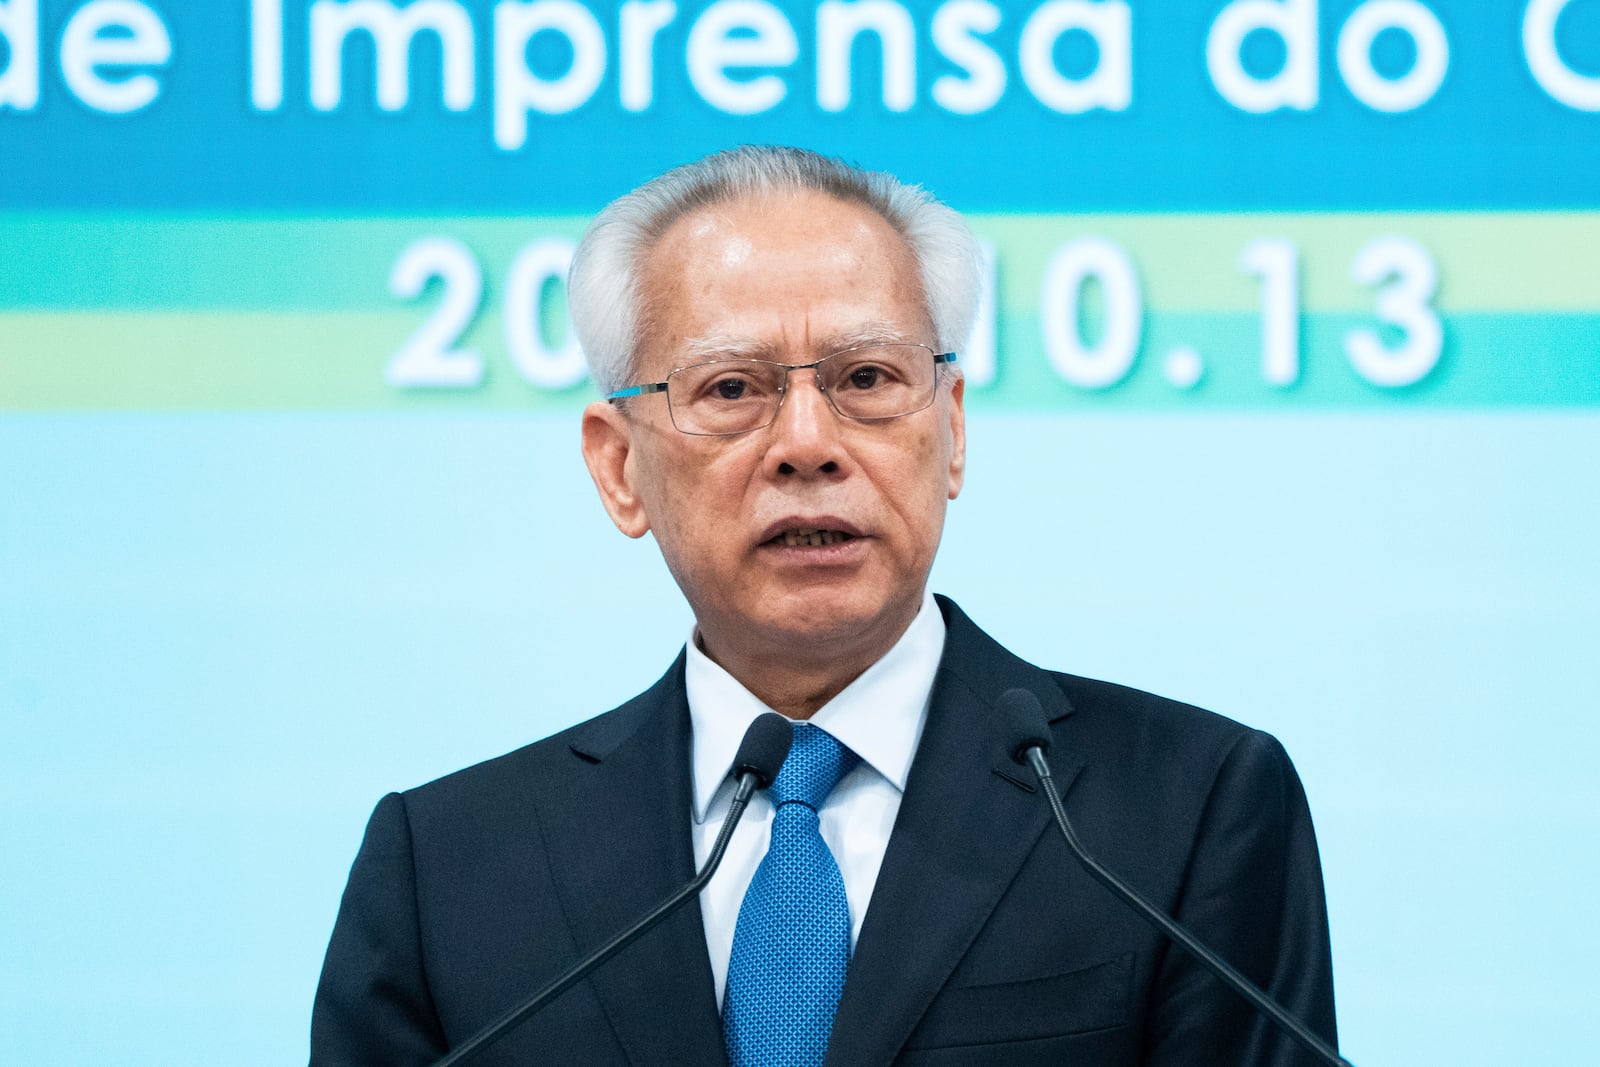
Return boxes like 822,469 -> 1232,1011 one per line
690,642 -> 874,719
694,614 -> 920,720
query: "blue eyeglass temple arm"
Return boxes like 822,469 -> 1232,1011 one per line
604,351 -> 958,402
605,382 -> 669,401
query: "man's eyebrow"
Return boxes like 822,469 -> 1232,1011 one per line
680,335 -> 778,362
824,324 -> 920,350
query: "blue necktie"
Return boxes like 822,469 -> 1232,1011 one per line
723,723 -> 861,1067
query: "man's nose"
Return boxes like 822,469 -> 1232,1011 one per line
768,369 -> 844,476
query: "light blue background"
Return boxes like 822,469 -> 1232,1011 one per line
3,410 -> 1597,1065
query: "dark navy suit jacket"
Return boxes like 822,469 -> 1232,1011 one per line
311,597 -> 1337,1065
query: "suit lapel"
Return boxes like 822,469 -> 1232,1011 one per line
536,656 -> 729,1066
825,598 -> 1082,1067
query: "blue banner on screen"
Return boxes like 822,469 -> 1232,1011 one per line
2,0 -> 1599,210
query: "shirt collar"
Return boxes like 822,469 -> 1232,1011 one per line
685,589 -> 947,824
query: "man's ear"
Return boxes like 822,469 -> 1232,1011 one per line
581,400 -> 651,538
946,375 -> 967,500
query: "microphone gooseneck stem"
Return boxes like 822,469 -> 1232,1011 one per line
431,773 -> 762,1067
1024,748 -> 1354,1067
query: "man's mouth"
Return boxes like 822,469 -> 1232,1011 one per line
770,527 -> 856,547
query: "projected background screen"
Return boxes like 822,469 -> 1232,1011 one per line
3,2 -> 1598,1064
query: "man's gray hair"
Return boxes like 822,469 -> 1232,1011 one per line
568,145 -> 982,395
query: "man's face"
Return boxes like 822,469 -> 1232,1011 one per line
581,190 -> 966,674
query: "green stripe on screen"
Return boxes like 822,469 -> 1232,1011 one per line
4,310 -> 1597,411
3,213 -> 1598,314
0,312 -> 586,411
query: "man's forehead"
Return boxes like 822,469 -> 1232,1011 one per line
639,193 -> 920,308
630,189 -> 931,377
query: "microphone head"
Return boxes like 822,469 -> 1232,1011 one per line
733,712 -> 793,789
996,688 -> 1051,765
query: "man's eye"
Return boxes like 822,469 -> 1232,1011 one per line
845,365 -> 883,390
712,377 -> 750,400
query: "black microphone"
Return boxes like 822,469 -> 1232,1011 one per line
995,688 -> 1354,1067
432,712 -> 793,1067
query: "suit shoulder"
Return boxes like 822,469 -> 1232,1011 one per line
397,666 -> 676,818
400,715 -> 584,802
1037,669 -> 1311,882
934,596 -> 1291,770
1043,669 -> 1292,774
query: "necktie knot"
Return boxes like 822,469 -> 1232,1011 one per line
768,723 -> 859,811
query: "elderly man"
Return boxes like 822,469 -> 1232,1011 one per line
311,147 -> 1338,1066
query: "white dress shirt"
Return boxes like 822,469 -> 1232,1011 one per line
686,590 -> 947,1009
